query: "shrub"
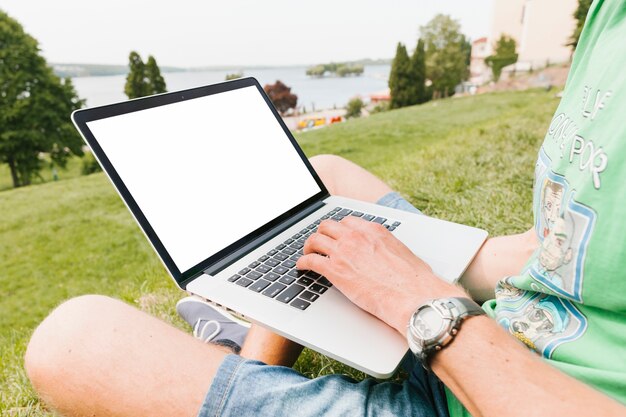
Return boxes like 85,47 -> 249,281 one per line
370,101 -> 390,114
225,72 -> 243,81
81,152 -> 102,175
485,35 -> 518,82
264,80 -> 298,115
345,98 -> 364,119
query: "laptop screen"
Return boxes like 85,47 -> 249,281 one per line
85,84 -> 323,276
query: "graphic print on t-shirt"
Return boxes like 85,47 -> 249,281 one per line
494,281 -> 587,358
529,148 -> 597,302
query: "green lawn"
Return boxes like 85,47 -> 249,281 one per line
0,156 -> 85,192
0,89 -> 560,415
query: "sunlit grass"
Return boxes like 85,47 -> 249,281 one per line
0,156 -> 86,192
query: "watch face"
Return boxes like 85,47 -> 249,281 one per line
414,307 -> 445,341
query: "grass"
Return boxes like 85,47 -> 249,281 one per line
0,89 -> 560,415
0,156 -> 85,192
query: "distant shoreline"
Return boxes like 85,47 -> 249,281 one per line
52,59 -> 392,78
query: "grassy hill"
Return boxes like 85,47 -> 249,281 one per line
0,89 -> 560,415
0,157 -> 84,192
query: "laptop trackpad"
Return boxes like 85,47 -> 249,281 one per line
282,288 -> 408,378
392,215 -> 487,283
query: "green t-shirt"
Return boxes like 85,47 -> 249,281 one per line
447,1 -> 626,415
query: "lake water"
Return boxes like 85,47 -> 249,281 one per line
72,65 -> 391,110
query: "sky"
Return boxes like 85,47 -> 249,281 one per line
2,0 -> 494,68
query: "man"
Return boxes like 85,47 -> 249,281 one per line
24,1 -> 626,416
539,179 -> 564,238
536,215 -> 574,288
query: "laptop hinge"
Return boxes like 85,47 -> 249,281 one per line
200,200 -> 327,278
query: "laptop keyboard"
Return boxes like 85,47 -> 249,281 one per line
226,206 -> 402,310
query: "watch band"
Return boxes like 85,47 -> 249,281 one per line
407,297 -> 485,370
446,297 -> 485,319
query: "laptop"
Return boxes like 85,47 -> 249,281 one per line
71,77 -> 487,378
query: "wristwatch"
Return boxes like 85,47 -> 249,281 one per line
407,297 -> 485,370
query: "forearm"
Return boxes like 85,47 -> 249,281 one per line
430,315 -> 625,417
460,228 -> 538,302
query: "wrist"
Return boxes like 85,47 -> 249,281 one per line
406,297 -> 486,370
392,277 -> 468,335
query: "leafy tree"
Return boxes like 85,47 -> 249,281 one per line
388,43 -> 413,109
410,39 -> 428,104
124,52 -> 167,99
335,64 -> 364,77
225,72 -> 243,81
485,35 -> 518,81
306,65 -> 326,77
370,101 -> 390,114
145,55 -> 166,94
81,152 -> 102,175
389,40 -> 429,109
306,63 -> 364,78
0,10 -> 85,188
420,14 -> 469,98
345,97 -> 364,118
461,37 -> 472,70
264,80 -> 298,115
124,51 -> 148,99
569,0 -> 592,50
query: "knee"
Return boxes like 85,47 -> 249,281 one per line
309,154 -> 347,173
24,295 -> 122,391
309,154 -> 350,194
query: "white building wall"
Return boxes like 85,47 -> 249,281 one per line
492,0 -> 526,46
491,0 -> 577,68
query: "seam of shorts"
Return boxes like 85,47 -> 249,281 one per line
214,356 -> 247,417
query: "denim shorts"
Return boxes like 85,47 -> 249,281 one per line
198,192 -> 449,417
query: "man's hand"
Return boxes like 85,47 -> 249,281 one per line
297,217 -> 466,334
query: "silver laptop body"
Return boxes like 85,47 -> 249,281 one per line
72,78 -> 487,378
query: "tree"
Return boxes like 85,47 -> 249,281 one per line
345,97 -> 364,119
145,55 -> 167,94
306,63 -> 364,78
388,43 -> 413,109
124,52 -> 167,99
0,10 -> 85,188
263,80 -> 298,115
306,65 -> 326,77
225,72 -> 243,81
409,39 -> 428,104
485,35 -> 518,81
124,51 -> 147,99
461,37 -> 472,70
569,0 -> 592,50
388,40 -> 429,109
335,64 -> 364,77
420,14 -> 470,98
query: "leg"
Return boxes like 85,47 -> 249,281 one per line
25,295 -> 228,417
309,154 -> 393,202
176,296 -> 304,367
240,324 -> 304,367
25,296 -> 445,417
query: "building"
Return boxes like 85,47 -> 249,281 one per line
469,37 -> 492,85
369,90 -> 391,104
472,0 -> 578,84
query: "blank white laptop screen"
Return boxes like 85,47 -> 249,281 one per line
87,86 -> 322,272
